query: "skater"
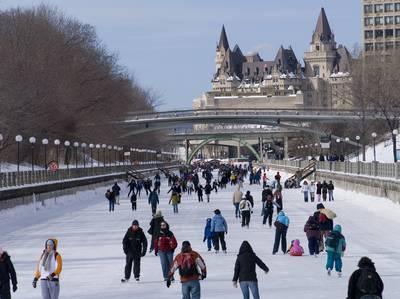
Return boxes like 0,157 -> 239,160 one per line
245,191 -> 254,208
274,172 -> 281,184
121,220 -> 147,282
288,239 -> 304,256
325,224 -> 346,277
301,180 -> 309,202
232,186 -> 243,218
239,196 -> 253,228
136,180 -> 143,197
127,179 -> 137,197
154,222 -> 177,281
148,211 -> 169,253
32,239 -> 62,299
211,209 -> 228,253
272,211 -> 289,255
322,180 -> 328,201
232,241 -> 269,299
317,203 -> 335,252
112,182 -> 121,205
154,173 -> 161,194
169,192 -> 180,214
204,182 -> 212,203
347,257 -> 384,299
262,194 -> 274,227
304,212 -> 321,256
309,181 -> 316,202
130,192 -> 137,211
187,180 -> 194,195
148,189 -> 159,215
327,180 -> 335,201
166,241 -> 207,299
212,180 -> 219,193
316,181 -> 322,202
197,185 -> 204,202
0,247 -> 18,299
203,218 -> 214,251
273,185 -> 283,213
105,189 -> 116,212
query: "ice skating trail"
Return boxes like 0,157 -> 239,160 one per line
1,170 -> 400,299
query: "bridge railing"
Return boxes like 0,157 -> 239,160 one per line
265,159 -> 400,180
0,161 -> 178,189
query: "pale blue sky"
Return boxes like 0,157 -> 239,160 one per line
0,1 -> 361,110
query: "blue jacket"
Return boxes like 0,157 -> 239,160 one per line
204,219 -> 214,239
148,191 -> 159,206
276,211 -> 290,227
325,224 -> 346,254
211,214 -> 228,233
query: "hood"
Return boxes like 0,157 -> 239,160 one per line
155,211 -> 163,218
45,238 -> 58,251
206,218 -> 212,224
333,224 -> 342,233
293,239 -> 300,246
238,241 -> 254,255
278,211 -> 285,217
0,251 -> 9,261
358,257 -> 376,270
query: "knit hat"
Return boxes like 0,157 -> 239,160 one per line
132,220 -> 139,226
155,210 -> 163,217
214,209 -> 221,215
316,203 -> 325,210
181,241 -> 191,253
46,239 -> 55,248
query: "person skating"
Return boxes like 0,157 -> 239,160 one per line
130,192 -> 137,211
232,241 -> 269,299
262,193 -> 274,227
239,197 -> 253,228
317,203 -> 336,252
121,220 -> 148,282
32,239 -> 62,299
316,181 -> 322,202
309,181 -> 316,202
204,183 -> 212,203
211,209 -> 228,254
232,186 -> 243,218
273,185 -> 283,213
327,180 -> 335,201
301,180 -> 309,202
197,185 -> 204,202
154,173 -> 161,194
325,224 -> 346,277
322,180 -> 328,201
304,212 -> 321,256
347,257 -> 384,299
105,189 -> 116,212
136,180 -> 143,197
127,179 -> 137,197
245,191 -> 254,208
274,172 -> 281,184
154,222 -> 177,281
0,247 -> 17,299
203,219 -> 214,251
148,189 -> 159,215
166,241 -> 207,299
112,182 -> 121,205
148,211 -> 169,253
288,239 -> 304,256
169,192 -> 180,214
272,211 -> 289,255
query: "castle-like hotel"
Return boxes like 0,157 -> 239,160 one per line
193,8 -> 352,110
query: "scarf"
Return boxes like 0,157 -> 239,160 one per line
42,250 -> 55,272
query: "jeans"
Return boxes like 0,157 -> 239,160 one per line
326,251 -> 342,272
239,281 -> 260,299
213,232 -> 226,251
40,280 -> 60,299
109,200 -> 114,212
303,192 -> 309,202
131,202 -> 137,211
241,211 -> 251,227
173,204 -> 179,213
159,251 -> 174,280
234,203 -> 241,218
181,280 -> 201,299
206,194 -> 210,202
308,237 -> 319,255
151,204 -> 157,215
262,209 -> 273,226
124,255 -> 141,279
310,192 -> 315,202
198,195 -> 203,202
206,237 -> 213,250
328,190 -> 334,201
273,228 -> 287,254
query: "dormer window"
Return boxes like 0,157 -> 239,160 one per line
316,44 -> 320,51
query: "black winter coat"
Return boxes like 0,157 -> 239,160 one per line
123,227 -> 148,257
327,183 -> 334,191
233,241 -> 269,282
347,265 -> 384,299
262,189 -> 273,201
245,194 -> 254,207
112,184 -> 121,196
0,252 -> 17,291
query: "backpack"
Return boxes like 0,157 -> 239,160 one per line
356,269 -> 380,295
178,253 -> 199,277
308,219 -> 319,230
239,201 -> 247,210
264,200 -> 273,211
325,232 -> 339,249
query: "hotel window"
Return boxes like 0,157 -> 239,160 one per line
365,43 -> 374,51
385,16 -> 394,25
375,42 -> 384,50
375,4 -> 384,13
375,30 -> 384,38
385,3 -> 394,12
365,17 -> 374,26
396,3 -> 400,11
396,29 -> 400,37
385,29 -> 394,37
364,4 -> 373,13
364,30 -> 374,39
375,17 -> 384,25
396,16 -> 400,24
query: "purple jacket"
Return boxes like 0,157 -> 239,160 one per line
304,216 -> 321,239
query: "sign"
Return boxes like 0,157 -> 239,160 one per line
320,135 -> 331,149
48,161 -> 59,172
124,152 -> 131,156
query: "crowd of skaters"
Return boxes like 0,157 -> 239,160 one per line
0,163 -> 385,299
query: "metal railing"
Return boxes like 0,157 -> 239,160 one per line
265,159 -> 400,180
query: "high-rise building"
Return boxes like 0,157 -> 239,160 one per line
362,0 -> 400,52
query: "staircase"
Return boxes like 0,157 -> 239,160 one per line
286,160 -> 317,182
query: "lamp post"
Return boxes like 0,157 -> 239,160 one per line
371,132 -> 377,162
95,144 -> 101,167
113,146 -> 118,165
15,135 -> 23,172
64,141 -> 70,169
0,134 -> 3,173
356,135 -> 361,162
102,144 -> 106,167
393,129 -> 399,162
42,139 -> 49,169
29,137 -> 36,172
336,138 -> 341,159
81,143 -> 87,168
73,142 -> 79,168
89,144 -> 94,168
108,145 -> 112,166
54,139 -> 60,166
344,137 -> 349,160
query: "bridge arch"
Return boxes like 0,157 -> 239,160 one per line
186,137 -> 261,165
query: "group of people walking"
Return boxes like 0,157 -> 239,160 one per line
301,180 -> 335,202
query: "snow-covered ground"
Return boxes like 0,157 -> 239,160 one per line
350,137 -> 400,163
1,172 -> 400,298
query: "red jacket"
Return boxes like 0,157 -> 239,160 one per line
154,230 -> 177,253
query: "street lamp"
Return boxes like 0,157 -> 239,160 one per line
113,146 -> 118,165
64,141 -> 70,169
54,139 -> 60,166
0,134 -> 3,173
89,144 -> 94,168
344,137 -> 349,160
393,129 -> 399,162
95,144 -> 101,167
108,145 -> 112,166
356,135 -> 361,162
81,143 -> 87,168
15,135 -> 23,172
29,137 -> 36,172
371,132 -> 377,162
42,138 -> 49,169
102,144 -> 107,166
73,142 -> 79,168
